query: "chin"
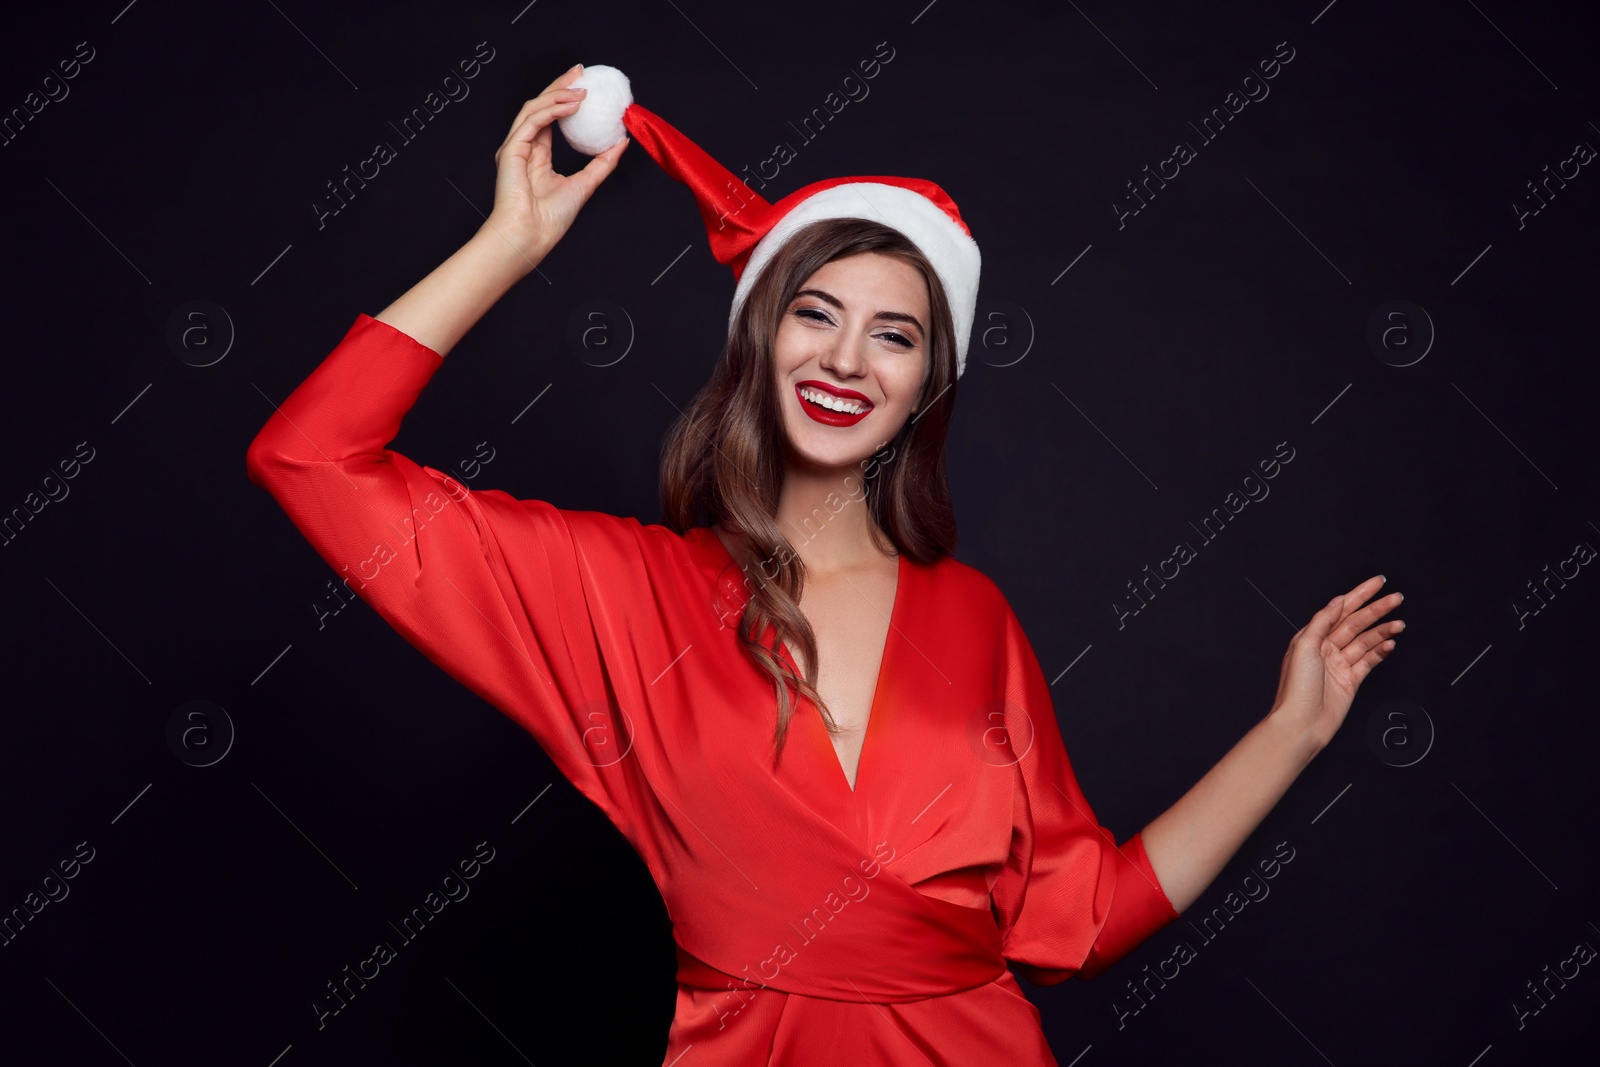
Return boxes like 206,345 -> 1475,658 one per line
784,423 -> 890,473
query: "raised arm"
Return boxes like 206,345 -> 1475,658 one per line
245,66 -> 642,825
373,61 -> 627,354
1138,575 -> 1404,912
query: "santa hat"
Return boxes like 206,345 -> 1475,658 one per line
557,64 -> 982,378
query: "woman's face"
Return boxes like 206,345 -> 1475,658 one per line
772,251 -> 932,472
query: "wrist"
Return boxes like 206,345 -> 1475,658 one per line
467,220 -> 551,282
1264,702 -> 1328,766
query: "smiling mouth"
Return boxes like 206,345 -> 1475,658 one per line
796,383 -> 873,427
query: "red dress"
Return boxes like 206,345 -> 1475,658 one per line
246,313 -> 1183,1065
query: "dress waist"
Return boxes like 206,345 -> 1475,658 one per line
673,891 -> 1009,1004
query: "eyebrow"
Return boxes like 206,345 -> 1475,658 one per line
792,288 -> 924,336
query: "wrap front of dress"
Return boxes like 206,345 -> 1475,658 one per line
246,314 -> 1184,1065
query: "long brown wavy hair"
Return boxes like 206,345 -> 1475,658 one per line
659,217 -> 960,758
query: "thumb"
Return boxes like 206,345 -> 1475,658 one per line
568,136 -> 629,203
1301,594 -> 1343,646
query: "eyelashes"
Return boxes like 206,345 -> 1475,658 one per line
793,307 -> 914,348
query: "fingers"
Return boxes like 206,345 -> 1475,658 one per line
494,98 -> 591,186
498,63 -> 589,154
1350,631 -> 1399,684
1299,592 -> 1346,647
565,135 -> 630,199
497,92 -> 587,159
1330,584 -> 1403,646
540,61 -> 585,96
1345,618 -> 1404,663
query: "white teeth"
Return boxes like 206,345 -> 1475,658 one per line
799,386 -> 868,415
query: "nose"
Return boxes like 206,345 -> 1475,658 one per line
817,330 -> 869,379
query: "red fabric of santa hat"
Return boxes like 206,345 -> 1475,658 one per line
557,64 -> 982,377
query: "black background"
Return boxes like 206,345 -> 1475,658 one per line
2,1 -> 1597,1064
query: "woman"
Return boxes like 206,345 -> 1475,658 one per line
246,63 -> 1404,1064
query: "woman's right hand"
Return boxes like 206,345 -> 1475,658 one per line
482,62 -> 629,268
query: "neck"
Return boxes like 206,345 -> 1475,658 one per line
768,452 -> 890,575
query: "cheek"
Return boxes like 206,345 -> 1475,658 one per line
773,322 -> 817,368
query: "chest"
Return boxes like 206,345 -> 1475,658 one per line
785,562 -> 899,790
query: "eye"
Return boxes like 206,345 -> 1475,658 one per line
879,332 -> 914,349
794,307 -> 831,324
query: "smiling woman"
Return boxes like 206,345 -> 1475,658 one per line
248,60 -> 1404,1066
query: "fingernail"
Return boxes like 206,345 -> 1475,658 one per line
1329,595 -> 1342,606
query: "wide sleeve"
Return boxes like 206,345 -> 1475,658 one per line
991,601 -> 1182,983
245,313 -> 653,839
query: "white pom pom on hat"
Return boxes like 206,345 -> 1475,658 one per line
556,64 -> 982,378
556,64 -> 633,155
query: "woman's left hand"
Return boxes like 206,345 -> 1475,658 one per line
1269,574 -> 1405,750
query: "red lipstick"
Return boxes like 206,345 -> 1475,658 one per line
795,380 -> 874,427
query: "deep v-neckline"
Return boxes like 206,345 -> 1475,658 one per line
704,528 -> 906,797
784,551 -> 905,796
